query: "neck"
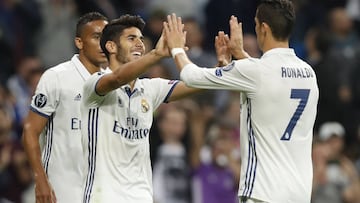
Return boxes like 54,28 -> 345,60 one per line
78,54 -> 102,74
262,40 -> 289,53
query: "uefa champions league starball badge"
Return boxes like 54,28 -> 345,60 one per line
141,99 -> 149,113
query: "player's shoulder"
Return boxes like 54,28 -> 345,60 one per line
43,60 -> 80,79
136,78 -> 176,92
233,57 -> 261,68
48,60 -> 74,73
139,77 -> 176,85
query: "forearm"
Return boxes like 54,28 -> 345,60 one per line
98,50 -> 164,94
114,50 -> 162,82
22,129 -> 47,182
173,52 -> 193,71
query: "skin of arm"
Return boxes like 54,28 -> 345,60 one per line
22,111 -> 56,203
96,49 -> 166,95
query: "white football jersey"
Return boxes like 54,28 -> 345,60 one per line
180,48 -> 319,203
81,69 -> 178,203
30,55 -> 91,203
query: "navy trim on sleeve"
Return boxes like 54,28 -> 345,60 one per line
30,106 -> 50,118
94,73 -> 107,96
163,80 -> 180,103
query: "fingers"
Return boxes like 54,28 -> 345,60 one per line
163,13 -> 187,49
224,33 -> 230,44
166,13 -> 183,33
215,31 -> 223,49
215,31 -> 229,47
177,15 -> 183,32
229,15 -> 240,37
183,30 -> 187,45
163,22 -> 170,36
167,13 -> 177,32
229,15 -> 244,41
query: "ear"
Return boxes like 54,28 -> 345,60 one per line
75,37 -> 83,50
262,22 -> 271,36
105,41 -> 117,55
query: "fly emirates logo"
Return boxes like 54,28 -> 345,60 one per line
112,117 -> 150,140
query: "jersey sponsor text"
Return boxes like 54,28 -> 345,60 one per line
113,120 -> 149,139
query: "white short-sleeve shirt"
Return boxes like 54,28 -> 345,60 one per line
81,69 -> 178,203
180,48 -> 319,203
30,55 -> 91,203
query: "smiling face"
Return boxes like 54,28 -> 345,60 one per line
77,20 -> 108,67
115,27 -> 145,64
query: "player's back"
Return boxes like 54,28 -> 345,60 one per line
238,48 -> 318,202
31,55 -> 90,202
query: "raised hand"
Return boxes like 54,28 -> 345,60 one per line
163,13 -> 187,50
215,31 -> 231,66
228,15 -> 249,59
154,30 -> 171,57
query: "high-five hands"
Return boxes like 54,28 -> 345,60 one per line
163,13 -> 187,52
228,15 -> 250,59
215,31 -> 231,66
154,30 -> 171,57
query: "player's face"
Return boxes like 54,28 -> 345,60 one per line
80,20 -> 108,66
115,27 -> 145,64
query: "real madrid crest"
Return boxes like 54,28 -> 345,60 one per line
141,99 -> 149,113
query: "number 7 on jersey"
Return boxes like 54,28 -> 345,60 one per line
281,89 -> 310,141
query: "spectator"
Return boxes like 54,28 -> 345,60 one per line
312,122 -> 360,203
6,56 -> 43,137
188,99 -> 239,203
35,0 -> 78,68
0,105 -> 33,203
153,103 -> 192,203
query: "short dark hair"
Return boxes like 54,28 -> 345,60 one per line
256,0 -> 295,40
100,14 -> 146,59
76,12 -> 108,37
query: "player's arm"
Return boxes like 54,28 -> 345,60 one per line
95,32 -> 170,95
166,81 -> 201,102
22,111 -> 56,203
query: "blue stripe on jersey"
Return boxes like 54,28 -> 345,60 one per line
30,106 -> 50,118
83,108 -> 99,203
43,116 -> 54,174
241,99 -> 257,198
163,80 -> 179,103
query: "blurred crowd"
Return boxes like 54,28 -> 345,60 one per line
1,0 -> 360,202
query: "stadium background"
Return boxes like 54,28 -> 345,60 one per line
0,0 -> 360,202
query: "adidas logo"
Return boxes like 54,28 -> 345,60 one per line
74,93 -> 82,101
